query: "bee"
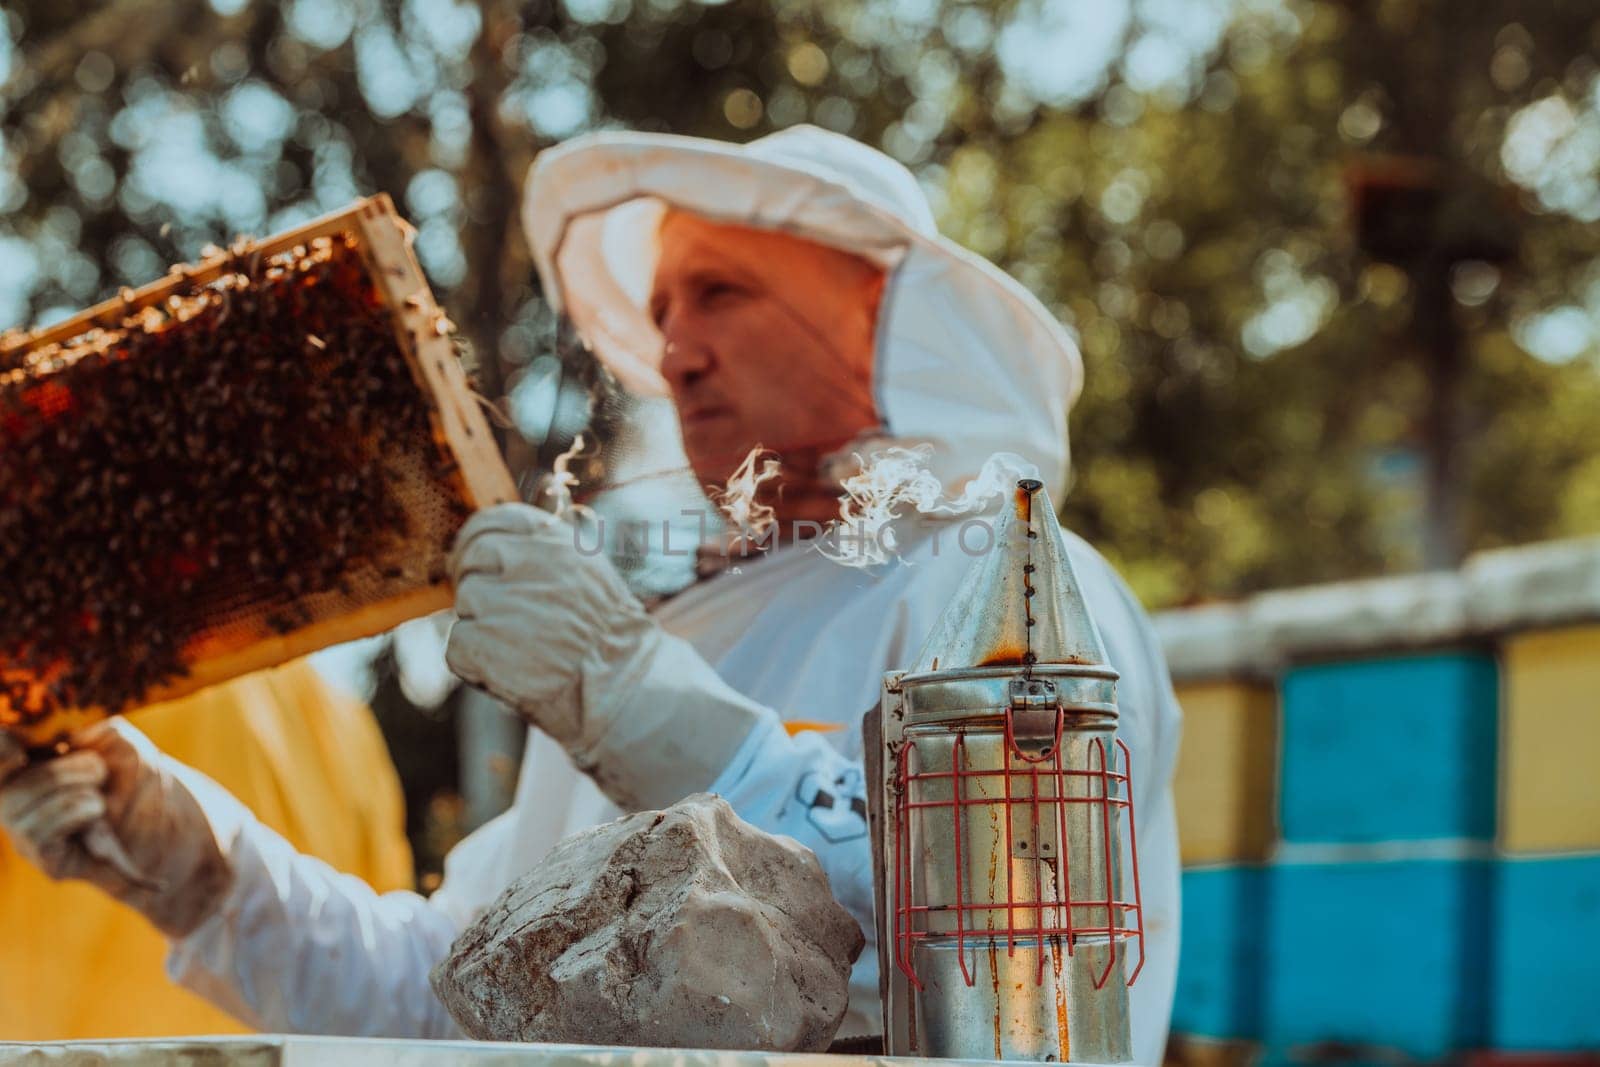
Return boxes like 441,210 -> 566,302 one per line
0,226 -> 472,726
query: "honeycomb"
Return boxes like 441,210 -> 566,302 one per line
0,198 -> 513,746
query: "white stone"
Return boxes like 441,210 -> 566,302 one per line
430,793 -> 863,1051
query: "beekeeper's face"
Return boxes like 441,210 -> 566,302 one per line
650,210 -> 884,486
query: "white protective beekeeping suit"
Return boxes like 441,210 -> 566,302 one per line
165,125 -> 1183,1061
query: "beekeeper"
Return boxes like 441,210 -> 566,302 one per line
0,126 -> 1182,1061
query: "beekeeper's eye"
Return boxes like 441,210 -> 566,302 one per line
698,278 -> 750,309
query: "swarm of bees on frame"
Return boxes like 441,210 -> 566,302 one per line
0,234 -> 470,733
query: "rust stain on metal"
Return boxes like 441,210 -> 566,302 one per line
978,643 -> 1029,667
986,803 -> 1002,932
1051,936 -> 1071,1062
988,942 -> 1003,1060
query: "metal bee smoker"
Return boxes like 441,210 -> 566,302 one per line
865,478 -> 1145,1062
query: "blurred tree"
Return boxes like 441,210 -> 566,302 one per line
935,0 -> 1600,599
2,0 -> 1598,617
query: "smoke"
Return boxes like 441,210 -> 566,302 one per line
709,446 -> 782,543
819,445 -> 1040,568
544,433 -> 593,522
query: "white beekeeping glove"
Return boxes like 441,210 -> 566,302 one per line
445,503 -> 767,811
0,720 -> 236,939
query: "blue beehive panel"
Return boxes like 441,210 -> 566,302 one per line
1490,855 -> 1600,1050
1263,860 -> 1490,1060
1173,867 -> 1268,1040
1280,652 -> 1498,845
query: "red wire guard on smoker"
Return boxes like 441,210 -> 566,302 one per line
892,706 -> 1146,992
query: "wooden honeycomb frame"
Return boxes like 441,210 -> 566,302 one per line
1,194 -> 516,744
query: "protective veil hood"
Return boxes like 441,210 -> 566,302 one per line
522,125 -> 1083,500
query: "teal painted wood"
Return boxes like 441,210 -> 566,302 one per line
1279,652 -> 1498,845
1263,860 -> 1491,1060
1490,854 -> 1600,1050
1175,856 -> 1600,1057
1173,867 -> 1268,1040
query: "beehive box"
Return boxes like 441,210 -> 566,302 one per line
0,195 -> 516,746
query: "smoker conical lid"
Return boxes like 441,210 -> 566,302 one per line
907,479 -> 1111,673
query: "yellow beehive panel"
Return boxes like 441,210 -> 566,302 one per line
1172,680 -> 1278,865
1500,624 -> 1600,853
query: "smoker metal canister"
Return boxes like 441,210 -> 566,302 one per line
867,479 -> 1144,1063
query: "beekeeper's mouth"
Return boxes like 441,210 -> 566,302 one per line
679,404 -> 734,426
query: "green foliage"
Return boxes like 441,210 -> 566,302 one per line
936,0 -> 1600,604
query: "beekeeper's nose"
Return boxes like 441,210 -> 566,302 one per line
660,330 -> 715,392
